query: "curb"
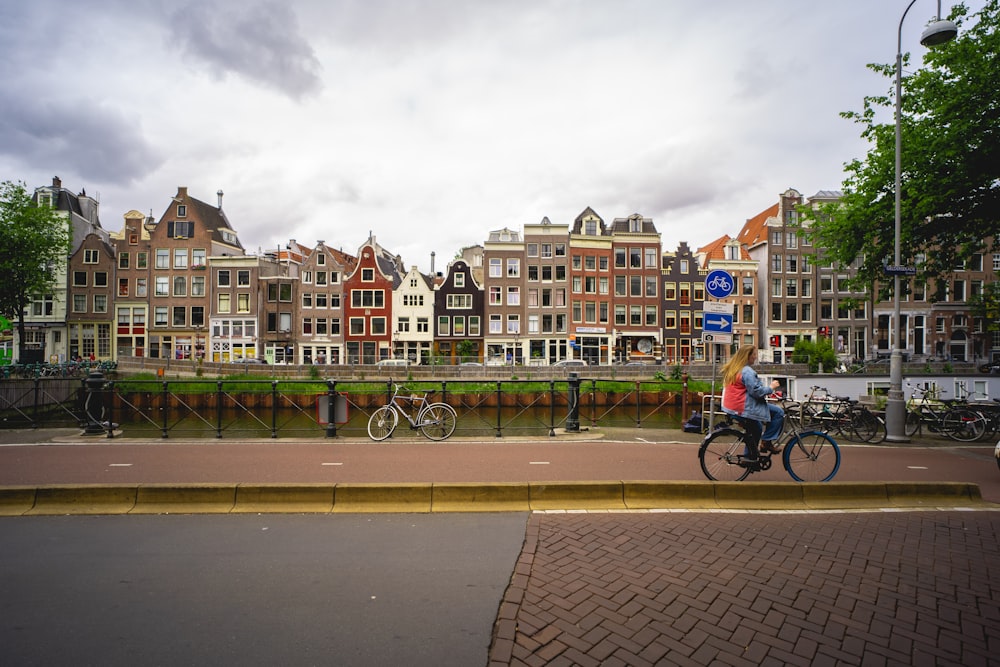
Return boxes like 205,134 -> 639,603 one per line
0,481 -> 989,515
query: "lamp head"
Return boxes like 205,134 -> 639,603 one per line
920,19 -> 958,46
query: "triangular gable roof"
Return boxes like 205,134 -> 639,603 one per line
736,203 -> 778,248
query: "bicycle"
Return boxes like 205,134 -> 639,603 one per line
797,385 -> 886,444
698,397 -> 841,482
903,384 -> 985,442
367,382 -> 458,441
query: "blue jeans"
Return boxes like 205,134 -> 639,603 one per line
761,403 -> 785,442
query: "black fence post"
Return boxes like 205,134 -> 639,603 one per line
548,380 -> 556,437
271,380 -> 278,439
105,381 -> 115,439
566,372 -> 580,433
216,381 -> 224,438
495,381 -> 503,438
326,380 -> 337,438
161,381 -> 169,438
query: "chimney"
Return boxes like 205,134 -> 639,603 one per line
177,186 -> 188,198
52,176 -> 61,189
217,189 -> 224,208
430,251 -> 435,275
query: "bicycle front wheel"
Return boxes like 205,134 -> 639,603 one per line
698,428 -> 752,481
783,430 -> 840,482
850,409 -> 882,443
904,411 -> 921,437
367,406 -> 398,441
417,403 -> 457,441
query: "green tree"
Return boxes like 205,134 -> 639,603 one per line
456,339 -> 475,363
791,337 -> 838,374
0,181 -> 71,360
803,1 -> 999,287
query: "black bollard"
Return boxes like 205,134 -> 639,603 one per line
566,372 -> 581,433
83,371 -> 106,435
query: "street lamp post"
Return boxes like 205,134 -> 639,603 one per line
886,0 -> 957,442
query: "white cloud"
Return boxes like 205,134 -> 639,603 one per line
0,0 -> 984,270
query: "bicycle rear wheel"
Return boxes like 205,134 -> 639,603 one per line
850,408 -> 882,443
904,411 -> 921,437
783,430 -> 840,482
367,406 -> 398,441
417,403 -> 457,441
698,428 -> 752,481
943,408 -> 986,442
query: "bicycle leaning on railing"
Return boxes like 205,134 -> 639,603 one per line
903,383 -> 985,442
366,382 -> 458,441
698,396 -> 841,482
791,385 -> 886,444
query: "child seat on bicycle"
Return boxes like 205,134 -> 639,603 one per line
720,345 -> 785,460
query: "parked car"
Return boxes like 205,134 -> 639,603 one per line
552,359 -> 587,367
238,357 -> 267,364
980,361 -> 1000,374
375,358 -> 408,367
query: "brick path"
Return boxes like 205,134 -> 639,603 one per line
489,511 -> 1000,666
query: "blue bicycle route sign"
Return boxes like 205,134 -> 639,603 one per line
704,270 -> 734,299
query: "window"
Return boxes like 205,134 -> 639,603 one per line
176,204 -> 187,217
316,318 -> 328,335
489,258 -> 502,277
136,278 -> 147,297
192,249 -> 206,267
615,248 -> 626,268
173,306 -> 186,326
351,290 -> 385,308
170,220 -> 193,238
645,276 -> 657,297
361,268 -> 374,282
73,294 -> 86,313
541,243 -> 552,258
469,316 -> 480,336
173,276 -> 186,296
155,249 -> 169,269
506,315 -> 520,334
84,249 -> 99,264
218,293 -> 231,313
316,271 -> 328,286
645,306 -> 657,326
772,255 -> 783,272
742,305 -> 754,324
787,231 -> 798,249
191,276 -> 205,297
454,273 -> 465,287
416,317 -> 429,333
526,243 -> 539,257
447,294 -> 472,309
350,318 -> 365,335
93,272 -> 108,288
173,249 -> 188,269
489,314 -> 502,334
155,276 -> 169,296
438,316 -> 451,336
136,252 -> 147,269
506,258 -> 519,277
73,271 -> 87,287
191,306 -> 204,327
585,220 -> 598,235
238,270 -> 251,287
118,252 -> 129,269
771,231 -> 783,245
155,307 -> 168,326
237,294 -> 250,313
629,247 -> 641,268
555,243 -> 566,257
507,286 -> 520,305
489,286 -> 502,305
218,270 -> 231,287
317,252 -> 326,266
118,278 -> 129,297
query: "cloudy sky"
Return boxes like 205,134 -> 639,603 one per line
0,0 -> 984,272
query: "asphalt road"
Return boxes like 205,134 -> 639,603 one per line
0,513 -> 528,667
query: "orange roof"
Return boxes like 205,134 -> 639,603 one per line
696,235 -> 751,268
736,202 -> 778,248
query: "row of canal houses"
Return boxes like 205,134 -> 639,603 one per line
16,178 -> 1000,367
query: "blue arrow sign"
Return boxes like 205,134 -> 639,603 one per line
705,270 -> 734,299
703,314 -> 733,333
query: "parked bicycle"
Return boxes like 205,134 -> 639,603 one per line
793,385 -> 886,444
903,383 -> 986,442
698,397 -> 841,482
366,382 -> 458,441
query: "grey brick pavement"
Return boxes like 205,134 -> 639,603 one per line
489,511 -> 1000,666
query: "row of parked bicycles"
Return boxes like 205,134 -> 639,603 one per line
785,383 -> 998,444
0,360 -> 119,379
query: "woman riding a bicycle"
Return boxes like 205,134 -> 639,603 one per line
720,345 -> 784,464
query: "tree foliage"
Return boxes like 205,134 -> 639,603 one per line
791,337 -> 838,373
0,180 -> 71,358
802,1 -> 1000,287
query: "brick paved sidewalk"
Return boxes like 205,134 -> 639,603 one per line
489,511 -> 1000,666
